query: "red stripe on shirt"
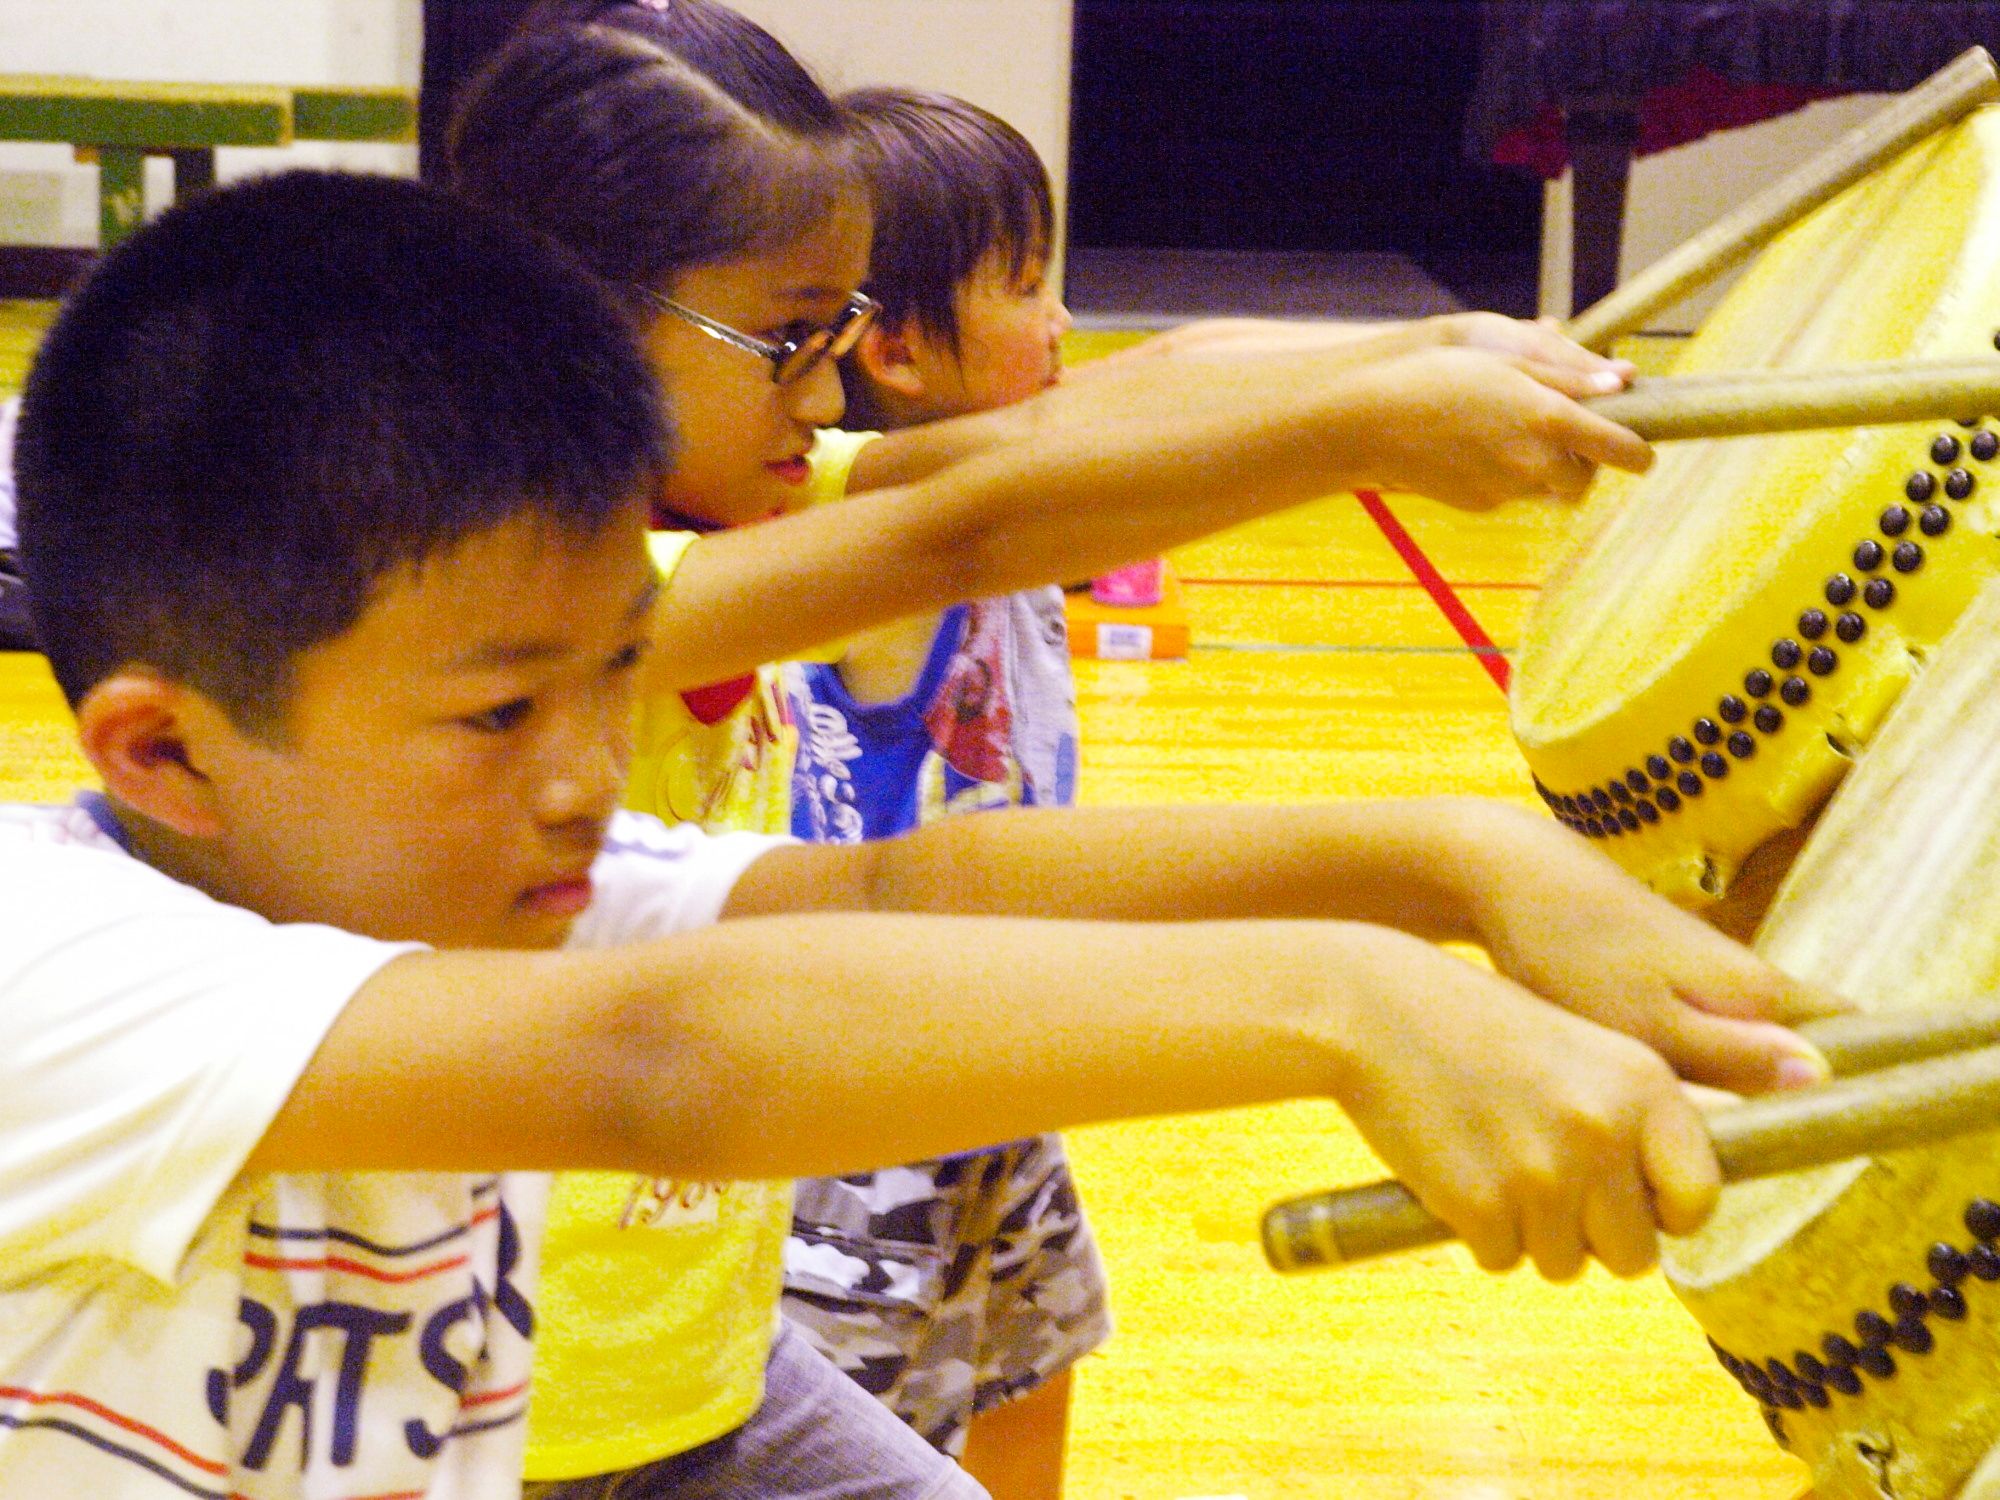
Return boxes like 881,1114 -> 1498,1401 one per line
0,1384 -> 226,1477
460,1381 -> 529,1410
241,1251 -> 470,1285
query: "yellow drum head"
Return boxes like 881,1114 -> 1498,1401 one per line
1512,111 -> 2000,904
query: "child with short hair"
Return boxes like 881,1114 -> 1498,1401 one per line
2,165 -> 1838,1500
782,86 -> 1102,1498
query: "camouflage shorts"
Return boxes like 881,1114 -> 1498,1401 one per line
780,1133 -> 1113,1457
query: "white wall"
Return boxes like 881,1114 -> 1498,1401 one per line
0,0 -> 422,246
0,0 -> 1074,255
726,0 -> 1074,263
1538,93 -> 1891,331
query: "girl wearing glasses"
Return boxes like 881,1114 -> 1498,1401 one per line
446,8 -> 1651,1500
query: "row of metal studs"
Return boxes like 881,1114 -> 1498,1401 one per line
1704,1196 -> 2000,1445
1535,428 -> 1990,837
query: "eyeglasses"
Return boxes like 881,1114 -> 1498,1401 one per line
636,287 -> 880,385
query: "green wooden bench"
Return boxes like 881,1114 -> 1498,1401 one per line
0,75 -> 417,246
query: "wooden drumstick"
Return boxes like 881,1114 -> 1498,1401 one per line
1805,996 -> 2000,1076
1585,359 -> 2000,441
1565,46 -> 2000,352
1262,1008 -> 2000,1273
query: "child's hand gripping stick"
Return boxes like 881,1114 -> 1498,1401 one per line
1262,1000 -> 2000,1271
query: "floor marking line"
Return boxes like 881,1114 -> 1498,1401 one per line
1352,490 -> 1512,694
1179,576 -> 1538,591
1194,641 -> 1512,657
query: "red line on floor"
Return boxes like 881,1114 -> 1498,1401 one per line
1352,490 -> 1512,695
1179,577 -> 1539,591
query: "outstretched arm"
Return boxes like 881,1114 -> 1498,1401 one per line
728,797 -> 1842,1097
248,901 -> 1717,1279
645,343 -> 1652,691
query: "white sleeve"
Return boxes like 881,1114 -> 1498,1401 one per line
569,810 -> 790,946
0,395 -> 18,547
0,843 -> 418,1284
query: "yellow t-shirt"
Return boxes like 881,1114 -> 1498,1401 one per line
525,428 -> 878,1479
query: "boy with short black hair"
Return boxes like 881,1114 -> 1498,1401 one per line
2,167 -> 1833,1500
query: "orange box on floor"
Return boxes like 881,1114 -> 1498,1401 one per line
1065,562 -> 1189,660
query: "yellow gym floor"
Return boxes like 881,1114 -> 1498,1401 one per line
0,306 -> 1807,1499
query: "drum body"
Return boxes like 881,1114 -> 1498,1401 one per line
1661,580 -> 2000,1500
1511,111 -> 2000,905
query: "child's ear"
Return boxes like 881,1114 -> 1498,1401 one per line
854,320 -> 930,401
75,673 -> 225,839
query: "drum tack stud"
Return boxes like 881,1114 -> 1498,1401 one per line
1754,705 -> 1784,733
1670,734 -> 1698,761
1654,785 -> 1682,812
1647,753 -> 1673,779
1864,576 -> 1897,609
1880,504 -> 1912,537
1677,770 -> 1704,797
1930,1242 -> 1971,1285
1624,768 -> 1650,793
1727,730 -> 1756,758
1933,433 -> 1962,464
1921,504 -> 1953,536
1932,1285 -> 1970,1320
1964,1198 -> 2000,1240
1854,539 -> 1887,571
1835,612 -> 1867,643
1744,667 -> 1775,696
1971,429 -> 1998,461
1701,750 -> 1730,778
1807,645 -> 1839,675
1773,639 -> 1805,670
1907,470 -> 1938,503
1945,466 -> 1976,499
1889,1282 -> 1929,1318
1798,608 -> 1830,640
1718,695 -> 1748,723
1693,717 -> 1722,745
1780,676 -> 1812,706
1892,540 -> 1925,572
1824,574 -> 1857,606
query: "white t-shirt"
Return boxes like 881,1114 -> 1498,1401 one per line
0,796 -> 779,1499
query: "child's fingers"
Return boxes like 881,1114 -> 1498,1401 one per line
1582,1162 -> 1662,1277
1536,450 -> 1600,502
1513,360 -> 1629,401
1545,402 -> 1655,476
1655,1010 -> 1830,1096
1656,920 -> 1855,1026
1640,1095 -> 1724,1239
1518,1173 -> 1590,1281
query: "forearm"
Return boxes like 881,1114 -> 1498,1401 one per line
603,913 -> 1356,1179
251,917 -> 1360,1177
854,325 -> 1435,490
750,798 -> 1531,942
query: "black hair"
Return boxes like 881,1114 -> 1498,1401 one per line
525,0 -> 844,137
839,86 -> 1055,351
448,18 -> 859,300
15,168 -> 672,735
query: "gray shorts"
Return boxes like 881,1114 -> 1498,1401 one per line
523,1320 -> 985,1500
782,1135 -> 1113,1457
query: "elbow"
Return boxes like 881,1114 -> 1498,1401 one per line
581,956 -> 754,1180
